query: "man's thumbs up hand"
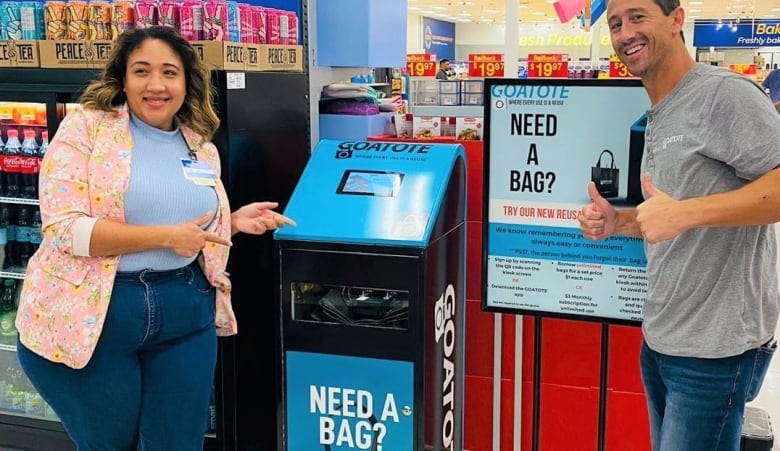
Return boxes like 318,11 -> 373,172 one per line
641,172 -> 662,198
578,182 -> 618,240
588,180 -> 614,214
636,172 -> 688,243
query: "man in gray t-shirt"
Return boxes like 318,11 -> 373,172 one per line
579,0 -> 780,449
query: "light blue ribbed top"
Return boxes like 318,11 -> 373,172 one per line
117,113 -> 219,271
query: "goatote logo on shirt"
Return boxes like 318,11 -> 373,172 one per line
662,134 -> 684,149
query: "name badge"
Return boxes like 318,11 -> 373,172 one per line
181,159 -> 217,186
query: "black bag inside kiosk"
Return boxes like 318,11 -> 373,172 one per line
274,139 -> 467,451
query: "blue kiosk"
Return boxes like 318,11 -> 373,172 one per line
274,139 -> 467,451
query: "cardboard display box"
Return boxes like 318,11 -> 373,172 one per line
0,41 -> 40,68
34,40 -> 304,72
190,41 -> 248,71
39,40 -> 113,69
250,44 -> 304,72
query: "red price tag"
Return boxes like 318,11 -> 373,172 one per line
406,54 -> 437,77
609,54 -> 633,78
527,54 -> 568,78
468,53 -> 505,77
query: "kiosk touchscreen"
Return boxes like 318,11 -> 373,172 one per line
274,139 -> 467,451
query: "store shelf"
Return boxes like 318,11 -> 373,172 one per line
0,270 -> 25,280
0,197 -> 39,206
411,105 -> 484,117
0,334 -> 16,352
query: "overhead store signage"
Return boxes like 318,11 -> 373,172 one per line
608,54 -> 634,78
406,53 -> 437,77
468,54 -> 505,78
527,53 -> 568,78
520,34 -> 611,47
693,19 -> 780,47
422,16 -> 455,61
482,79 -> 651,324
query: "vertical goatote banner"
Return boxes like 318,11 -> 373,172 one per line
482,79 -> 651,324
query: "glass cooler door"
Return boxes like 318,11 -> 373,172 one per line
0,99 -> 58,425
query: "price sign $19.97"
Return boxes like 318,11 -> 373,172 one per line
468,53 -> 505,77
527,53 -> 569,78
406,53 -> 437,77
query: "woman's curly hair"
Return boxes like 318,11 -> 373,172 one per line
80,26 -> 220,140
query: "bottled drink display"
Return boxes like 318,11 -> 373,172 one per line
0,134 -> 5,197
15,206 -> 31,268
0,204 -> 41,272
32,0 -> 300,44
0,102 -> 47,201
30,208 -> 42,256
0,205 -> 8,270
3,130 -> 22,199
38,130 -> 49,160
20,129 -> 40,199
0,279 -> 16,336
0,103 -> 58,424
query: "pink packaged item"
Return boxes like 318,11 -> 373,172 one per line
278,9 -> 289,44
134,0 -> 157,28
179,0 -> 204,40
250,5 -> 265,44
265,7 -> 279,44
286,11 -> 297,45
157,0 -> 180,28
203,0 -> 228,41
237,3 -> 253,43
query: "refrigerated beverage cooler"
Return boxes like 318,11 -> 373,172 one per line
0,68 -> 311,451
0,69 -> 92,451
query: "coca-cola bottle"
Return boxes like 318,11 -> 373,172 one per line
20,129 -> 39,199
4,129 -> 21,199
0,204 -> 8,269
38,130 -> 48,159
0,133 -> 5,197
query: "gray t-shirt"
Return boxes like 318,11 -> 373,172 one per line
641,63 -> 780,358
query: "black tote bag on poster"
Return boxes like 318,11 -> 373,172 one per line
591,149 -> 619,198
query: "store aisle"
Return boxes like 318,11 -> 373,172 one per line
746,224 -> 780,451
745,317 -> 780,451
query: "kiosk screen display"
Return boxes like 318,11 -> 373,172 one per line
337,170 -> 404,197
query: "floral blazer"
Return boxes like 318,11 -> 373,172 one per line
15,104 -> 237,370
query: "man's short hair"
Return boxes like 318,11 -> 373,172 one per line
654,0 -> 680,15
439,59 -> 450,64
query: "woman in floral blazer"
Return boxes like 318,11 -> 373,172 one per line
14,26 -> 294,451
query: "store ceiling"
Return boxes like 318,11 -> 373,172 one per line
408,0 -> 780,24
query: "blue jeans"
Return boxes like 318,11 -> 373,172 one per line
17,262 -> 217,451
640,339 -> 776,451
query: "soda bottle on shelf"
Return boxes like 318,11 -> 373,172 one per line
29,207 -> 41,255
38,130 -> 48,159
20,129 -> 39,199
0,278 -> 17,336
0,204 -> 8,269
15,206 -> 31,268
4,129 -> 22,199
13,276 -> 21,308
0,132 -> 5,197
3,205 -> 16,270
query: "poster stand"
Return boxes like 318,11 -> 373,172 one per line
529,319 -> 610,451
482,78 -> 651,450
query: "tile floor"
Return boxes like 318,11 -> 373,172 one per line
745,318 -> 780,451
